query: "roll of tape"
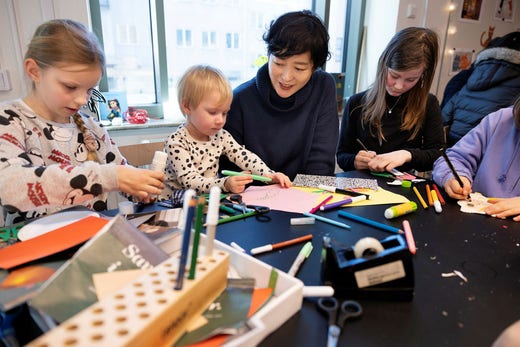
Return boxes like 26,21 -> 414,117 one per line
353,237 -> 384,258
118,201 -> 135,215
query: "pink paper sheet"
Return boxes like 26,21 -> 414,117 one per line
240,186 -> 317,213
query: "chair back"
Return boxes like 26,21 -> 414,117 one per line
118,142 -> 165,168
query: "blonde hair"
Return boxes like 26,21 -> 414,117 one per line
25,19 -> 105,162
177,65 -> 232,115
362,27 -> 439,142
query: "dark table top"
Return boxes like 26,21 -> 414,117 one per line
213,172 -> 520,347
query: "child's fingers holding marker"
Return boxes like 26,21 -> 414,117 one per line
224,175 -> 253,193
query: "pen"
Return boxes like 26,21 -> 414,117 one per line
432,183 -> 446,205
205,186 -> 220,257
217,210 -> 257,225
221,170 -> 272,183
337,210 -> 403,234
402,220 -> 416,254
188,196 -> 205,279
370,172 -> 395,178
412,186 -> 428,209
251,234 -> 313,255
319,195 -> 367,211
224,202 -> 254,213
219,204 -> 237,215
425,184 -> 434,207
287,241 -> 313,276
356,138 -> 369,151
178,189 -> 196,232
309,195 -> 333,213
440,148 -> 465,189
230,242 -> 246,253
303,212 -> 351,230
318,184 -> 370,199
175,197 -> 196,290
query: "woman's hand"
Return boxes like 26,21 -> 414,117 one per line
224,175 -> 253,193
485,197 -> 520,221
267,172 -> 292,188
443,176 -> 472,200
367,150 -> 411,172
116,166 -> 165,200
354,150 -> 377,170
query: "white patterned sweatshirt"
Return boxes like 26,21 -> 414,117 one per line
0,100 -> 124,225
163,124 -> 274,196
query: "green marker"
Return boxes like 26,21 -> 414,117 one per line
188,196 -> 205,279
217,210 -> 257,225
221,170 -> 272,183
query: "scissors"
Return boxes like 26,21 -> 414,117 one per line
224,195 -> 271,221
229,194 -> 248,214
317,297 -> 363,347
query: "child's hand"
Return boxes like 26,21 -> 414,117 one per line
443,176 -> 471,199
485,197 -> 520,221
116,166 -> 165,199
266,172 -> 292,188
354,150 -> 377,170
224,175 -> 253,193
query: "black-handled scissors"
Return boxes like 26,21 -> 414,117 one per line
317,297 -> 363,347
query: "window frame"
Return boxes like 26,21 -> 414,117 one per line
89,0 -> 365,121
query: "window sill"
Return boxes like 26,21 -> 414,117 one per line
104,118 -> 181,131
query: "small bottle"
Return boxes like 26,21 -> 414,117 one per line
151,151 -> 168,173
384,201 -> 417,219
149,151 -> 167,202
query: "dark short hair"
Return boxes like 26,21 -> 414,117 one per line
263,10 -> 330,69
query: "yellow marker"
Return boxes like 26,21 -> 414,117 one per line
430,190 -> 443,214
412,186 -> 428,209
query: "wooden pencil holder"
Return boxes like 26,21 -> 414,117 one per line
27,250 -> 230,347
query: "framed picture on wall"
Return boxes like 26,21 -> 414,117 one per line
494,0 -> 514,22
449,49 -> 475,75
459,0 -> 483,22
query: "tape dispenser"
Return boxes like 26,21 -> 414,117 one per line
321,234 -> 414,301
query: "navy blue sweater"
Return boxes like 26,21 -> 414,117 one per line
222,64 -> 339,180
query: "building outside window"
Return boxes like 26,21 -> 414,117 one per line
93,0 -> 352,123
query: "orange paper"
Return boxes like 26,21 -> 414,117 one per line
0,216 -> 108,270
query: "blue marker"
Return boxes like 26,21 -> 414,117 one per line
175,197 -> 196,290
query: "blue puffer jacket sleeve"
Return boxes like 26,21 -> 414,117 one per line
442,47 -> 520,146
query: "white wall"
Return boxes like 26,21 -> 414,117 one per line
394,0 -> 520,101
0,0 -> 90,101
357,0 -> 399,92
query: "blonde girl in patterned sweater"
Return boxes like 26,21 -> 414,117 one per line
0,19 -> 165,226
163,65 -> 291,196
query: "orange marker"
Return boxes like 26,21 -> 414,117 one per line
402,220 -> 416,254
425,184 -> 434,207
432,183 -> 446,205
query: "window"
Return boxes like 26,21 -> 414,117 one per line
176,29 -> 192,47
91,0 -> 361,123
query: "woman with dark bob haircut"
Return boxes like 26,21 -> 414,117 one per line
222,10 -> 339,180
